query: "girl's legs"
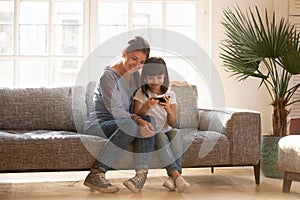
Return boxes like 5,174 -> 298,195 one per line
155,129 -> 183,176
155,129 -> 189,192
166,129 -> 184,175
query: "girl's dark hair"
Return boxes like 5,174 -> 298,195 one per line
124,36 -> 150,59
140,57 -> 170,97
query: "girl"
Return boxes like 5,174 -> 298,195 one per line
133,57 -> 190,192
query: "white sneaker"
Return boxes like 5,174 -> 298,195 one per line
162,177 -> 175,191
175,176 -> 190,192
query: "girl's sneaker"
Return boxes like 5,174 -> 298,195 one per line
175,176 -> 190,192
162,177 -> 175,191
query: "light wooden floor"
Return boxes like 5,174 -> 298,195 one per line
1,167 -> 300,200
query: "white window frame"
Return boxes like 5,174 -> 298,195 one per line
0,0 -> 211,88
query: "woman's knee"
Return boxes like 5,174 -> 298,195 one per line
116,118 -> 139,137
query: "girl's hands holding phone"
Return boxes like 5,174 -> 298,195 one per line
159,96 -> 172,113
145,98 -> 159,109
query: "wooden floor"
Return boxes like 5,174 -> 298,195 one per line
0,167 -> 300,200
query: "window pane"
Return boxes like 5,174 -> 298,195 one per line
0,1 -> 14,55
53,2 -> 83,55
98,2 -> 128,44
165,56 -> 210,107
19,2 -> 49,55
132,2 -> 162,29
166,2 -> 196,39
52,59 -> 81,86
18,59 -> 48,87
0,60 -> 13,87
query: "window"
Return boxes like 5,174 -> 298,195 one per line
0,0 -> 211,106
0,0 -> 85,88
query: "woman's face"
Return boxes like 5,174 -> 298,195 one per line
122,50 -> 147,74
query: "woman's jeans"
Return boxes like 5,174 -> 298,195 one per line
155,128 -> 183,176
85,116 -> 155,173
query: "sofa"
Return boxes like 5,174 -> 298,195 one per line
0,81 -> 261,184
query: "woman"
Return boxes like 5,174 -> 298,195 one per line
83,36 -> 156,193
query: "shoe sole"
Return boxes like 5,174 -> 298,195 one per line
123,181 -> 140,193
177,184 -> 190,193
162,182 -> 175,191
84,181 -> 119,193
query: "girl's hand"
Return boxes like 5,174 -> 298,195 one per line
159,96 -> 172,113
145,98 -> 159,109
136,119 -> 155,138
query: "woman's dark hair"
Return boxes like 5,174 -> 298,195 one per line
140,57 -> 170,97
124,36 -> 150,59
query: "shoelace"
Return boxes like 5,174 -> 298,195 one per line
96,173 -> 111,186
131,173 -> 146,185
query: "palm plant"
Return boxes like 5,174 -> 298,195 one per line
220,6 -> 300,137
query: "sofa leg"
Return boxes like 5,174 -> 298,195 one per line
253,161 -> 260,185
211,167 -> 214,173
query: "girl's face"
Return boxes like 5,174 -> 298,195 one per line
146,74 -> 165,90
122,50 -> 147,74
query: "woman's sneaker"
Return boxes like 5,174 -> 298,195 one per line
84,169 -> 119,193
162,177 -> 175,191
175,176 -> 190,193
123,171 -> 147,193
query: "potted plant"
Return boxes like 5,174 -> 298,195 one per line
220,6 -> 300,178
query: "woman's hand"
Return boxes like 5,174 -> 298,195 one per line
136,118 -> 155,138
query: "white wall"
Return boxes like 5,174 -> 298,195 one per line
210,0 -> 289,135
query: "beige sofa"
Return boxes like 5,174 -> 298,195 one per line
0,81 -> 261,184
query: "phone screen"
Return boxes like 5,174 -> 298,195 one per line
156,97 -> 166,103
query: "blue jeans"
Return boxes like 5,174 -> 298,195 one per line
155,128 -> 183,176
85,115 -> 156,173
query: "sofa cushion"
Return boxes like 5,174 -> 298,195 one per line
180,129 -> 230,166
0,86 -> 86,132
170,85 -> 199,129
0,130 -> 103,171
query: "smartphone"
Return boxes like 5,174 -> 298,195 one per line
155,97 -> 166,103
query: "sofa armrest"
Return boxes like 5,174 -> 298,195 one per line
225,108 -> 261,165
198,108 -> 261,165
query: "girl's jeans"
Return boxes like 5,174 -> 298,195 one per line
155,128 -> 183,176
85,115 -> 155,173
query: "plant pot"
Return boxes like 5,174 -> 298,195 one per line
260,135 -> 284,178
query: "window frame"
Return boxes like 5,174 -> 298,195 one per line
0,0 -> 211,88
